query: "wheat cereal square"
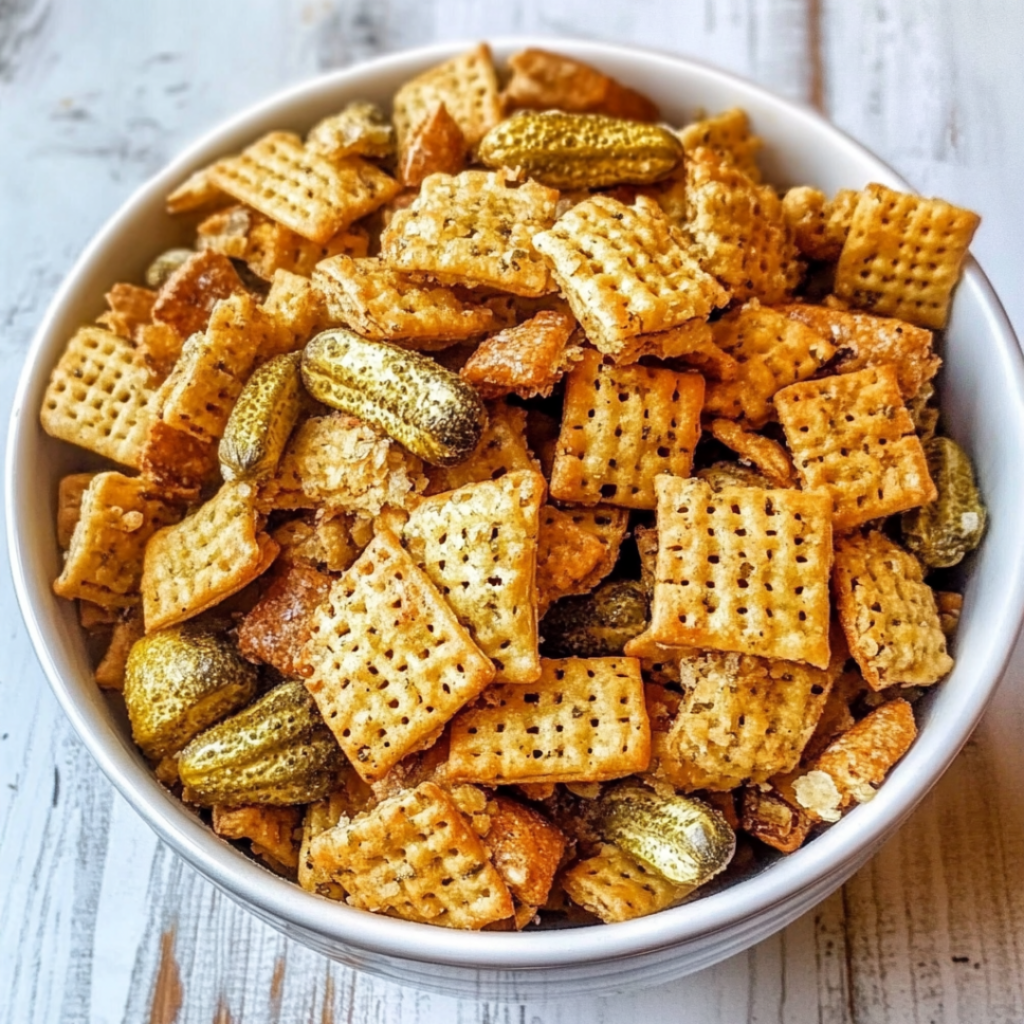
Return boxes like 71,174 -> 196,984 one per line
708,419 -> 795,488
535,506 -> 608,616
56,473 -> 98,549
781,186 -> 859,262
678,108 -> 763,181
165,165 -> 230,215
483,796 -> 566,909
151,250 -> 246,339
139,421 -> 219,495
306,101 -> 394,162
614,319 -> 738,376
96,283 -> 156,340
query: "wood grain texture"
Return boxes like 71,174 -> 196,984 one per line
1,1 -> 1022,1022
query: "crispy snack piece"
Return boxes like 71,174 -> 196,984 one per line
619,319 -> 738,377
208,132 -> 400,245
739,786 -> 814,854
151,250 -> 246,339
708,419 -> 795,488
535,506 -> 608,616
381,170 -> 558,297
399,102 -> 466,188
935,590 -> 963,636
166,166 -> 229,215
550,350 -> 704,510
779,303 -> 939,400
54,472 -> 181,608
678,108 -> 762,181
484,797 -> 567,909
97,283 -> 156,340
308,782 -> 513,929
697,462 -> 775,492
447,657 -> 650,785
781,186 -> 859,262
135,322 -> 186,383
703,303 -> 836,428
832,531 -> 953,689
774,364 -> 936,532
271,514 -> 363,574
56,473 -> 98,549
139,421 -> 219,494
40,327 -> 160,470
834,183 -> 980,329
298,779 -> 375,898
213,804 -> 302,870
141,481 -> 278,633
564,505 -> 630,592
313,255 -> 494,344
533,195 -> 728,360
306,101 -> 394,161
301,531 -> 495,782
94,610 -> 145,690
402,470 -> 546,683
647,476 -> 833,668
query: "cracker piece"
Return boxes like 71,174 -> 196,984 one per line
309,782 -> 513,928
678,108 -> 762,181
57,473 -> 98,549
447,657 -> 650,784
533,195 -> 728,359
780,303 -> 939,400
139,420 -> 219,494
258,269 -> 325,360
166,166 -> 230,215
401,470 -> 546,683
832,531 -> 952,689
40,327 -> 160,469
535,506 -> 608,616
399,102 -> 466,188
196,205 -> 252,259
151,250 -> 246,339
94,610 -> 145,690
775,364 -> 936,531
708,419 -> 795,488
271,514 -> 363,574
313,255 -> 494,343
834,183 -> 980,328
782,186 -> 858,262
213,804 -> 302,871
739,786 -> 814,853
381,170 -> 558,297
208,132 -> 400,245
136,322 -> 186,382
460,311 -> 582,400
97,283 -> 157,340
299,781 -> 375,898
618,319 -> 738,378
801,666 -> 863,763
649,476 -> 833,667
549,350 -> 704,510
703,302 -> 836,427
483,797 -> 567,908
564,505 -> 630,592
78,600 -> 120,631
562,843 -> 688,923
54,472 -> 181,608
141,481 -> 276,632
301,532 -> 495,781
306,101 -> 394,162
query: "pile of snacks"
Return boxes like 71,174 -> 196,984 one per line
42,44 -> 987,930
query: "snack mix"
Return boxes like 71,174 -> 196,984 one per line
42,44 -> 986,930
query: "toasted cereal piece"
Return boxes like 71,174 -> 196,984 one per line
381,170 -> 558,297
460,311 -> 582,400
309,781 -> 512,927
313,255 -> 494,344
834,184 -> 980,329
535,506 -> 608,616
739,786 -> 814,853
678,108 -> 762,181
401,470 -> 546,683
801,666 -> 863,763
166,165 -> 230,214
696,461 -> 775,492
708,419 -> 795,488
562,843 -> 689,923
935,590 -> 963,636
78,599 -> 120,631
780,303 -> 939,400
703,302 -> 836,427
259,269 -> 325,358
484,797 -> 567,908
648,476 -> 833,667
94,609 -> 145,690
617,319 -> 738,377
503,48 -> 659,122
151,250 -> 246,339
258,412 -> 427,516
781,186 -> 859,262
40,327 -> 160,470
833,531 -> 953,689
564,505 -> 630,592
54,473 -> 181,608
775,364 -> 936,531
533,195 -> 728,360
298,779 -> 375,897
399,102 -> 466,188
56,473 -> 98,549
138,420 -> 219,494
96,283 -> 156,340
141,481 -> 277,633
135,322 -> 187,383
271,514 -> 363,574
549,350 -> 704,510
195,205 -> 251,259
213,804 -> 301,870
209,132 -> 400,245
447,657 -> 650,785
369,736 -> 454,805
306,100 -> 394,161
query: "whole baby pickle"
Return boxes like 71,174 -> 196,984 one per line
219,351 -> 304,482
594,783 -> 736,888
541,579 -> 648,658
901,436 -> 986,568
145,248 -> 195,290
477,110 -> 683,190
301,328 -> 487,466
177,680 -> 343,806
123,621 -> 258,761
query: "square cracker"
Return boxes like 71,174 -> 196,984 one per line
381,170 -> 558,297
614,318 -> 738,377
208,131 -> 400,245
648,475 -> 833,668
484,796 -> 566,909
96,283 -> 156,340
774,364 -> 936,532
832,531 -> 952,689
300,531 -> 495,782
40,327 -> 159,470
57,473 -> 98,549
308,782 -> 513,929
151,250 -> 246,339
139,420 -> 219,495
550,349 -> 704,510
678,108 -> 763,181
781,186 -> 858,262
535,506 -> 608,616
401,470 -> 546,684
533,194 -> 728,360
834,183 -> 980,329
447,656 -> 651,785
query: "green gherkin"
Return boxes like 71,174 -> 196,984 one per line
541,579 -> 648,658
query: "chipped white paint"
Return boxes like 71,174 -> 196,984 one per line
1,1 -> 1023,1021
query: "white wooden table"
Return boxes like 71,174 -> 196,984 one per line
2,2 -> 1023,1021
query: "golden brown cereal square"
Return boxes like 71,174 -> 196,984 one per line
533,195 -> 728,360
832,531 -> 953,689
648,476 -> 833,667
834,183 -> 980,328
306,101 -> 394,161
615,319 -> 738,377
678,108 -> 763,181
257,269 -> 325,361
381,170 -> 559,297
270,514 -> 363,574
447,656 -> 650,785
301,531 -> 495,782
135,322 -> 186,383
483,797 -> 567,909
550,350 -> 704,510
308,782 -> 513,928
781,186 -> 859,262
399,102 -> 466,188
564,505 -> 630,592
708,419 -> 795,488
94,609 -> 145,690
298,781 -> 374,898
535,506 -> 608,616
57,473 -> 98,549
196,204 -> 252,260
213,804 -> 301,870
165,165 -> 230,215
774,364 -> 936,531
402,470 -> 546,683
139,420 -> 219,494
151,250 -> 246,339
96,283 -> 157,340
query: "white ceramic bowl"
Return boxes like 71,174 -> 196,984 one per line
8,39 -> 1024,1001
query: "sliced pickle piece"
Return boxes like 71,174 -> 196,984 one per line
541,579 -> 648,658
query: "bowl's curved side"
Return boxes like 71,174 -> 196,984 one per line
8,38 -> 1024,991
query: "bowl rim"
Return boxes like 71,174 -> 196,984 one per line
8,36 -> 1024,971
